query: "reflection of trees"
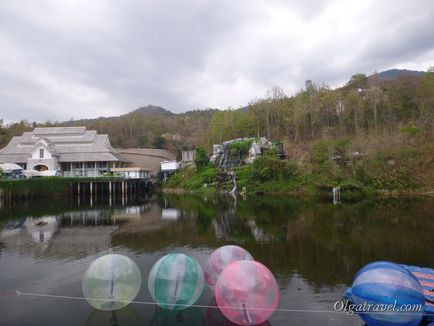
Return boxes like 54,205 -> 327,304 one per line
148,195 -> 434,288
86,305 -> 141,326
237,197 -> 434,287
3,193 -> 432,289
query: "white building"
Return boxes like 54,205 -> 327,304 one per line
110,167 -> 150,179
0,127 -> 129,177
160,160 -> 180,182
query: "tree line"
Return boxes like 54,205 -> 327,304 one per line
208,70 -> 434,148
1,70 -> 433,157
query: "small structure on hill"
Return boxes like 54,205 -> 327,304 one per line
160,160 -> 180,182
181,150 -> 195,162
210,137 -> 285,171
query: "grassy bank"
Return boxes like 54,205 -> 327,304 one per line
0,177 -> 100,200
164,138 -> 434,197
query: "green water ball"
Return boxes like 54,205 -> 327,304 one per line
82,254 -> 141,311
148,253 -> 204,311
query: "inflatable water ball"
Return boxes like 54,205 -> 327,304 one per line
148,253 -> 204,311
206,298 -> 271,326
82,254 -> 141,311
205,245 -> 253,288
351,261 -> 425,326
215,260 -> 279,325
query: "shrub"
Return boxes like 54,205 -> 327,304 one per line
194,147 -> 209,171
228,139 -> 254,156
310,139 -> 335,165
354,164 -> 371,185
252,154 -> 298,182
372,167 -> 416,190
165,165 -> 217,190
234,165 -> 254,189
400,122 -> 421,138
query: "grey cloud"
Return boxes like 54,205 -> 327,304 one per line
0,0 -> 433,122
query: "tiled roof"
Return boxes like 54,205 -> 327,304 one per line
116,148 -> 176,172
0,127 -> 128,163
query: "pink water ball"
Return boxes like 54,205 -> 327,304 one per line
205,245 -> 253,288
215,260 -> 279,325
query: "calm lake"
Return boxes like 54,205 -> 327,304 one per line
0,193 -> 433,325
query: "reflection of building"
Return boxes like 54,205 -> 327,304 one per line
161,208 -> 182,220
0,127 -> 128,177
1,216 -> 59,252
246,220 -> 273,242
112,204 -> 152,221
25,216 -> 58,247
1,213 -> 118,258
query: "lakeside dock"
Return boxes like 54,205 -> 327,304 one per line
0,177 -> 153,207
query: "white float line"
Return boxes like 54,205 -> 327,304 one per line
14,290 -> 433,316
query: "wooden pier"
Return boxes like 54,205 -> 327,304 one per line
0,177 -> 153,208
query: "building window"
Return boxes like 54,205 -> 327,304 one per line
39,148 -> 44,158
61,163 -> 71,171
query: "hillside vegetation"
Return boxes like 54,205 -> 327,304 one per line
1,69 -> 433,193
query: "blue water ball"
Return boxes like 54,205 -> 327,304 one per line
351,261 -> 425,326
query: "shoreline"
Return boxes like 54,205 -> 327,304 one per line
0,177 -> 432,204
161,187 -> 434,197
0,177 -> 152,204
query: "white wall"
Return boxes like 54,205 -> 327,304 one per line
31,146 -> 53,159
161,161 -> 178,171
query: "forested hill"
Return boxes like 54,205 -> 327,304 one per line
0,104 -> 218,151
374,69 -> 425,81
1,69 -> 433,158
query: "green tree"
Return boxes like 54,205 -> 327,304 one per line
152,135 -> 167,149
344,89 -> 363,136
346,73 -> 368,89
400,122 -> 421,147
138,134 -> 148,147
194,147 -> 209,171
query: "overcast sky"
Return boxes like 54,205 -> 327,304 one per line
0,0 -> 433,123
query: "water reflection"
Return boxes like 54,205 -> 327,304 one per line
150,307 -> 205,326
86,305 -> 141,326
206,298 -> 272,326
0,194 -> 433,326
1,195 -> 433,285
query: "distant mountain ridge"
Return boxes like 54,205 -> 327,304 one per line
373,69 -> 426,81
130,105 -> 173,116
